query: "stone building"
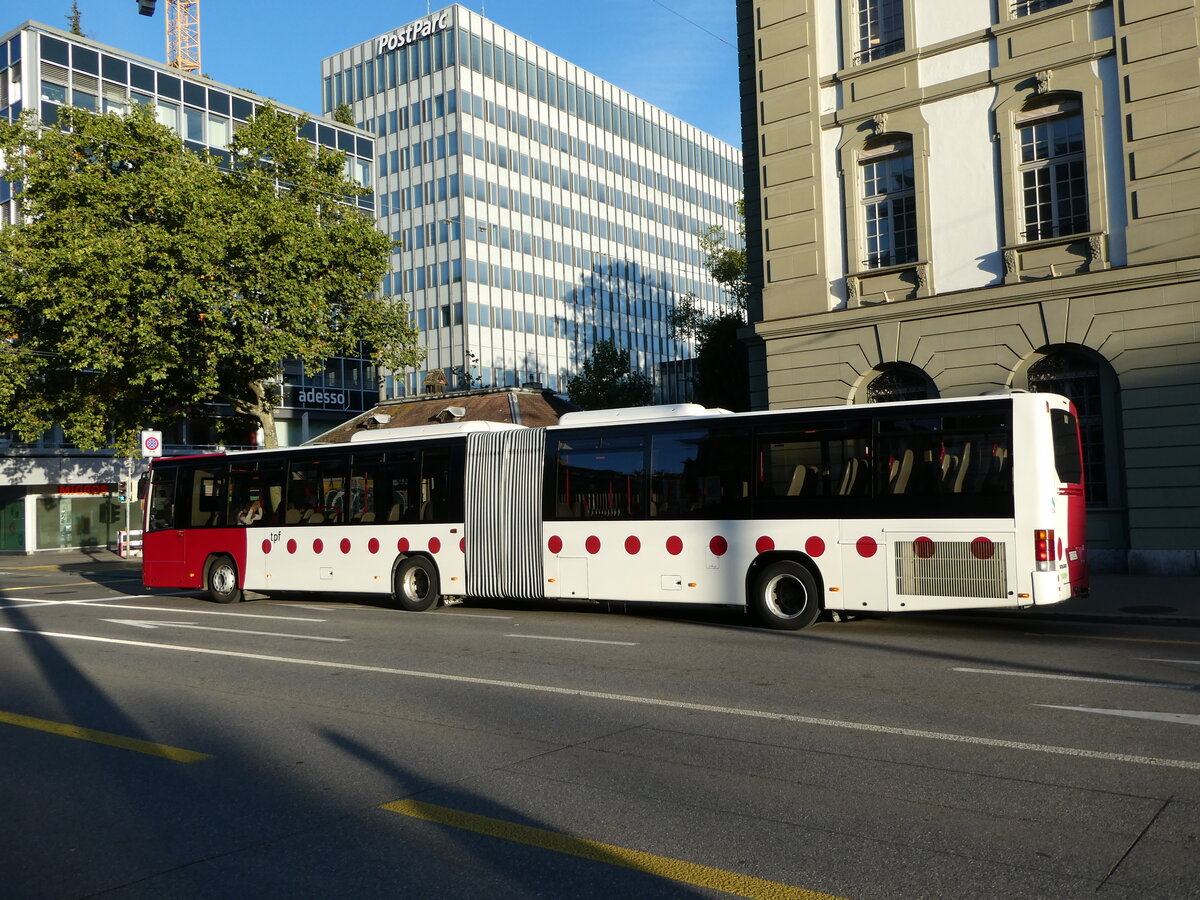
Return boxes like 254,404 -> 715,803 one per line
736,0 -> 1200,573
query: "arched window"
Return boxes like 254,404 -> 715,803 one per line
1028,349 -> 1108,504
864,365 -> 936,403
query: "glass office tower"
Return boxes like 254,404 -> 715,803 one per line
323,5 -> 743,397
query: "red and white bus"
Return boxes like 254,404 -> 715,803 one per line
142,391 -> 1088,629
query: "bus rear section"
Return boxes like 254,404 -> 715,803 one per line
1031,397 -> 1088,603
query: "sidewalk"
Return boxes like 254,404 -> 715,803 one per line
2,549 -> 1198,626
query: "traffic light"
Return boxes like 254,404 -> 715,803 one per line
137,1 -> 157,16
119,481 -> 128,503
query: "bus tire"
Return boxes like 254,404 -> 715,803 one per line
393,556 -> 440,612
207,555 -> 243,604
752,560 -> 820,630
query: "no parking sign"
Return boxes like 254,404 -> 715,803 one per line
140,430 -> 163,458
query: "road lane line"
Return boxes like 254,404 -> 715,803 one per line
953,667 -> 1195,691
1036,705 -> 1200,727
1,598 -> 326,621
382,798 -> 845,900
2,625 -> 1198,771
1027,632 -> 1200,646
0,582 -> 95,593
0,709 -> 210,762
506,634 -> 638,646
1138,658 -> 1200,666
103,619 -> 347,642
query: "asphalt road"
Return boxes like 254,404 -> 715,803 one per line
0,562 -> 1197,899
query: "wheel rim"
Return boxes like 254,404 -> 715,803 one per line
403,568 -> 429,603
212,564 -> 236,595
764,572 -> 809,620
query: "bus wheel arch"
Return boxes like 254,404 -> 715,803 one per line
391,554 -> 441,612
205,554 -> 243,604
747,553 -> 822,630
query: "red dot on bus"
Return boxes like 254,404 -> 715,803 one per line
971,537 -> 994,560
548,535 -> 563,554
1057,537 -> 1063,560
429,537 -> 441,554
460,537 -> 466,553
397,537 -> 409,552
286,539 -> 297,554
856,536 -> 877,558
340,538 -> 351,554
666,536 -> 683,555
368,538 -> 380,554
914,537 -> 935,559
756,536 -> 774,553
625,535 -> 641,555
709,536 -> 728,556
313,538 -> 324,554
805,536 -> 825,557
586,536 -> 601,554
262,539 -> 272,554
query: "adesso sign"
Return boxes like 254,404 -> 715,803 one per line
376,11 -> 450,55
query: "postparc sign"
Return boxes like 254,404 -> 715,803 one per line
376,11 -> 450,55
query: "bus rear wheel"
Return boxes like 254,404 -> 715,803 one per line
393,556 -> 440,612
207,555 -> 243,604
752,560 -> 820,630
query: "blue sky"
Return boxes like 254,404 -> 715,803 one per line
7,0 -> 743,146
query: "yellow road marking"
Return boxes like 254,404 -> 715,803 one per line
1027,632 -> 1200,646
382,798 -> 848,900
0,709 -> 210,762
0,582 -> 91,592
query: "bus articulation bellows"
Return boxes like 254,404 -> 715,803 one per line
143,392 -> 1088,629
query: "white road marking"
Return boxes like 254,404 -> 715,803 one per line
953,667 -> 1195,691
1036,705 -> 1200,727
268,604 -> 363,611
101,619 -> 347,642
1137,658 -> 1200,666
3,598 -> 324,622
440,612 -> 514,620
506,634 -> 638,646
0,624 -> 1197,771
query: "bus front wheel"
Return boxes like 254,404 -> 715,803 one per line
207,555 -> 243,604
393,556 -> 440,612
752,560 -> 820,630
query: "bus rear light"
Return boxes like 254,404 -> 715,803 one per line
1035,529 -> 1055,571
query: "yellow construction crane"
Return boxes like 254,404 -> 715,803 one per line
137,0 -> 201,74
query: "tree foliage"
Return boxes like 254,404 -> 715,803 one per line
567,339 -> 654,410
0,103 -> 420,452
668,199 -> 751,411
332,103 -> 355,126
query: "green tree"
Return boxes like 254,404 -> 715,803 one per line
332,103 -> 355,125
0,103 -> 420,452
567,339 -> 654,410
668,199 -> 751,411
66,2 -> 84,36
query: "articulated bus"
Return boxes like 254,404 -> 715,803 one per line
142,392 -> 1088,629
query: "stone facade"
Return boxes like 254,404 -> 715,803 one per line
737,0 -> 1200,572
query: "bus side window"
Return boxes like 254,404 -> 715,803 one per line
147,468 -> 177,531
420,446 -> 464,522
184,465 -> 227,528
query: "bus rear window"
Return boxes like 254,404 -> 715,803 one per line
1050,409 -> 1083,485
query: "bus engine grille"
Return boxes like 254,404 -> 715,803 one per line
894,540 -> 1008,599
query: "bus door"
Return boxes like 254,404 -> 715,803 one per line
143,465 -> 186,587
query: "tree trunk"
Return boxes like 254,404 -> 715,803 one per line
235,379 -> 279,449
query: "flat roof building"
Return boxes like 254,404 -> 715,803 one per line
322,4 -> 744,398
0,20 -> 379,551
